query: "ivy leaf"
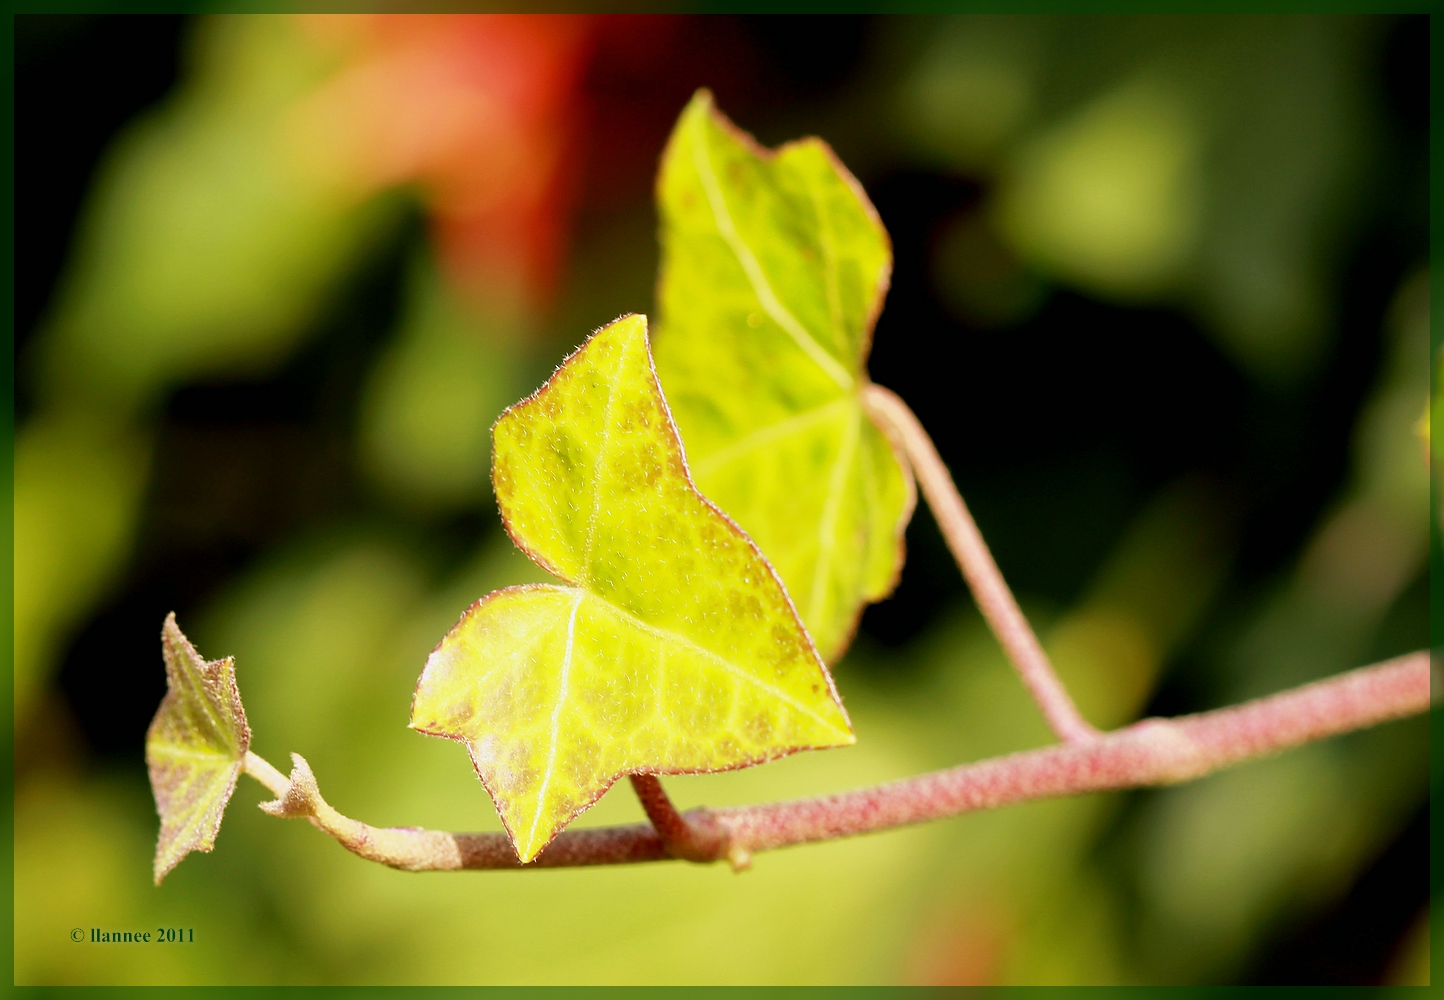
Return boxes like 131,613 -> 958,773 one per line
410,314 -> 854,863
145,613 -> 252,884
653,91 -> 915,663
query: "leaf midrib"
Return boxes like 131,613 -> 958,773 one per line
527,590 -> 584,850
690,112 -> 855,392
166,634 -> 240,755
517,582 -> 846,849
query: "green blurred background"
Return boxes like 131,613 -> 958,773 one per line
12,13 -> 1432,985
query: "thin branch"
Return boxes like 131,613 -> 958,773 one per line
718,650 -> 1431,853
862,383 -> 1097,744
244,650 -> 1431,871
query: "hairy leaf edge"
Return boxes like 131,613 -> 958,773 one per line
655,90 -> 918,660
147,612 -> 252,884
410,313 -> 858,861
410,582 -> 862,863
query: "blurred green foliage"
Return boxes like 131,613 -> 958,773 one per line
357,253 -> 529,511
13,13 -> 1429,985
895,15 -> 1383,383
35,16 -> 395,411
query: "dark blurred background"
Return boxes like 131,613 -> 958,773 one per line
14,14 -> 1432,985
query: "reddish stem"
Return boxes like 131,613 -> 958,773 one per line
715,650 -> 1429,852
247,650 -> 1431,870
628,774 -> 737,866
862,383 -> 1098,744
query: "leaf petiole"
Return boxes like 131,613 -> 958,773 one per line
628,774 -> 747,870
862,383 -> 1099,745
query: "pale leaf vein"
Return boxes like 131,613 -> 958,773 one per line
691,123 -> 855,391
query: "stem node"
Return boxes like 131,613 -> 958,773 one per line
629,773 -> 729,864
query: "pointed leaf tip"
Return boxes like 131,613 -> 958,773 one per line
146,613 -> 251,884
412,314 -> 854,863
653,95 -> 914,663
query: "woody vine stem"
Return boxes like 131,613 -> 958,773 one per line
241,386 -> 1435,871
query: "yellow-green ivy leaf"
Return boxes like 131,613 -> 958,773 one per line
653,91 -> 915,663
411,314 -> 854,863
145,613 -> 252,884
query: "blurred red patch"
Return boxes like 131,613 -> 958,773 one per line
296,14 -> 599,313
